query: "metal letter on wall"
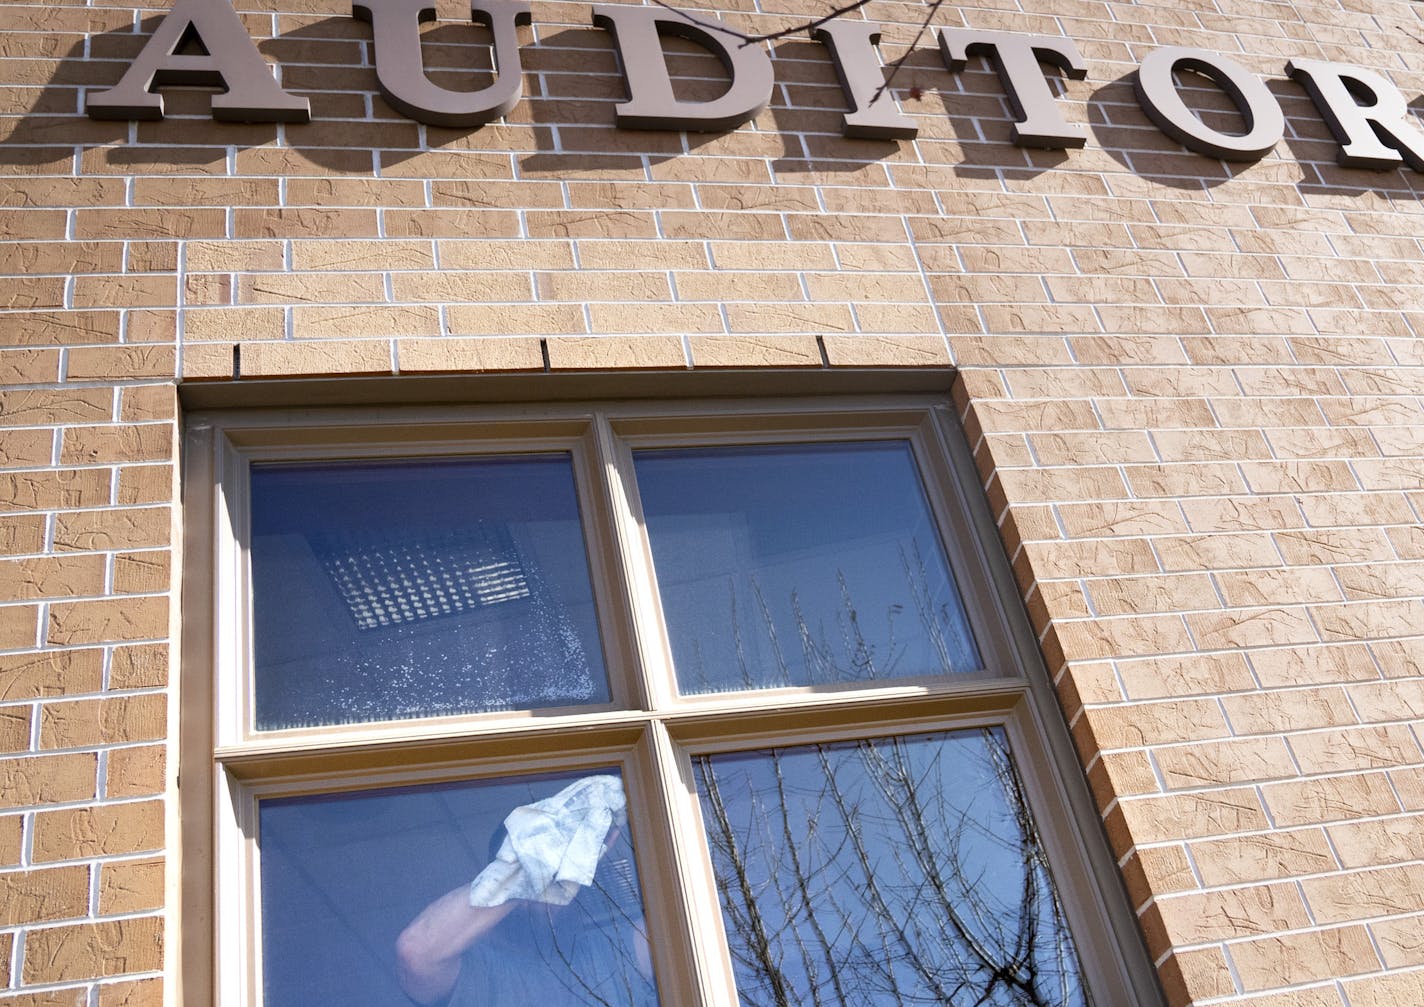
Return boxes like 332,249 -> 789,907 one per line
812,22 -> 917,140
938,29 -> 1087,149
86,0 -> 310,122
592,5 -> 773,132
1134,47 -> 1283,160
1287,58 -> 1424,172
353,0 -> 531,128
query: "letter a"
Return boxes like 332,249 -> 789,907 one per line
353,0 -> 531,128
87,0 -> 310,122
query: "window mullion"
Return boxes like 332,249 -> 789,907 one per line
592,412 -> 677,712
639,717 -> 741,1007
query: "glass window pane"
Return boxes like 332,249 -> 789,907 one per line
693,729 -> 1089,1007
258,770 -> 660,1007
250,455 -> 609,730
634,442 -> 982,694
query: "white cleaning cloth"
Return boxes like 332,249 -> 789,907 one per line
469,775 -> 627,908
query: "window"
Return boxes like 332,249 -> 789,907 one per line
183,397 -> 1158,1006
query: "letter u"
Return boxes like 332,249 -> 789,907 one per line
354,0 -> 530,127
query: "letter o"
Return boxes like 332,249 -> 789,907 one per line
1134,47 -> 1284,160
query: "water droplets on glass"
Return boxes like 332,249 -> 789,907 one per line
249,454 -> 609,730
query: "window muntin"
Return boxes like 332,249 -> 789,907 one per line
199,403 -> 1153,1007
248,453 -> 609,730
692,728 -> 1088,1006
634,441 -> 982,695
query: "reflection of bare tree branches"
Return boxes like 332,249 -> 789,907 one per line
695,731 -> 1087,1006
535,880 -> 657,1007
693,587 -> 1084,1006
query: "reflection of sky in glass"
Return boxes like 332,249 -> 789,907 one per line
635,442 -> 982,694
694,729 -> 1089,1007
249,455 -> 609,730
258,770 -> 658,1007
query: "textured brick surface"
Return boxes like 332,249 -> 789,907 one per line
3,0 -> 1424,1002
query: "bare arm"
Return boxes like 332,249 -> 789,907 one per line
394,885 -> 519,1005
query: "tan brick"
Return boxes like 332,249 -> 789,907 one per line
1155,736 -> 1298,789
1113,787 -> 1269,845
1145,883 -> 1311,947
60,424 -> 173,466
105,745 -> 165,800
66,346 -> 174,382
687,336 -> 821,368
0,606 -> 38,649
1231,925 -> 1380,992
109,646 -> 168,691
0,514 -> 46,556
1186,607 -> 1319,650
22,916 -> 163,983
118,387 -> 176,424
48,596 -> 169,646
0,554 -> 105,602
588,302 -> 723,334
1158,946 -> 1237,1005
1190,829 -> 1337,886
97,977 -> 163,1007
99,857 -> 164,915
0,865 -> 89,926
0,813 -> 20,865
1121,845 -> 1196,909
395,337 -> 543,374
1372,915 -> 1424,968
117,464 -> 174,506
0,752 -> 96,809
1289,725 -> 1423,774
53,508 -> 170,553
0,388 -> 111,425
1057,500 -> 1187,538
1223,687 -> 1360,736
0,348 -> 60,385
185,307 -> 286,342
1303,863 -> 1424,925
33,800 -> 164,863
186,240 -> 285,272
238,270 -> 387,305
820,334 -> 950,367
292,238 -> 437,271
1263,772 -> 1402,828
0,706 -> 27,753
0,429 -> 53,469
240,339 -> 392,379
546,336 -> 686,371
290,305 -> 439,340
180,342 -> 236,381
113,551 -> 169,595
1117,652 -> 1255,700
0,650 -> 104,702
39,694 -> 166,750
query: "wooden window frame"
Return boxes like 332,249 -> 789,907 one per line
180,394 -> 1164,1007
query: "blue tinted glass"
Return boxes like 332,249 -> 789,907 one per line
694,730 -> 1089,1007
250,455 -> 608,729
259,771 -> 659,1007
634,442 -> 982,694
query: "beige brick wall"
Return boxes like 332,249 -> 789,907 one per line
3,0 -> 1424,1003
